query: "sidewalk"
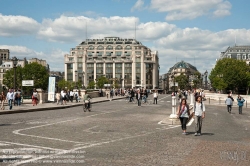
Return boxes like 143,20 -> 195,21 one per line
0,96 -> 125,115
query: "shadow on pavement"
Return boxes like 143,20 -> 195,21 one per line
0,124 -> 12,126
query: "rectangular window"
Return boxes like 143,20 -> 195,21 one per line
115,51 -> 122,56
87,51 -> 93,56
135,51 -> 141,55
237,54 -> 241,60
243,54 -> 246,60
77,57 -> 82,62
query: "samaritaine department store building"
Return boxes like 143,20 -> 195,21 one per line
64,37 -> 159,89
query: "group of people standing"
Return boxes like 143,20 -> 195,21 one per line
225,92 -> 245,114
55,89 -> 80,105
0,88 -> 23,110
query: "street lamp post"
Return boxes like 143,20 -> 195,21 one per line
171,74 -> 176,95
12,57 -> 18,89
204,70 -> 208,90
75,70 -> 78,89
82,71 -> 85,89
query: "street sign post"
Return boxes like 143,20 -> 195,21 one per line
22,80 -> 34,86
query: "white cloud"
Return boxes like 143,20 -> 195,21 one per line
37,15 -> 176,43
154,28 -> 250,74
149,0 -> 231,20
1,13 -> 250,75
0,13 -> 39,36
131,0 -> 145,12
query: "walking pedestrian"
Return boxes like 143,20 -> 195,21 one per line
136,89 -> 142,106
153,90 -> 158,104
6,89 -> 14,110
62,90 -> 67,105
106,88 -> 109,99
15,88 -> 22,106
56,91 -> 60,105
194,95 -> 205,136
177,98 -> 190,135
32,89 -> 38,106
237,95 -> 245,114
0,91 -> 6,110
70,90 -> 74,102
225,94 -> 233,113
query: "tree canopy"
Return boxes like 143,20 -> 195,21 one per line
3,62 -> 49,92
209,58 -> 250,93
175,73 -> 189,90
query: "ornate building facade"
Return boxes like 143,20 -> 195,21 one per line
220,45 -> 250,65
167,61 -> 199,91
64,37 -> 159,89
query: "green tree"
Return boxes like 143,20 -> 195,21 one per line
175,73 -> 189,90
96,76 -> 109,88
3,63 -> 49,92
209,58 -> 250,93
87,81 -> 95,89
3,66 -> 22,89
22,63 -> 49,91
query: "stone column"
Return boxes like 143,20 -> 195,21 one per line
122,62 -> 125,88
94,62 -> 96,89
36,88 -> 44,104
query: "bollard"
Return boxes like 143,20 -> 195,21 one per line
219,97 -> 221,104
170,96 -> 177,119
209,98 -> 210,104
246,100 -> 247,108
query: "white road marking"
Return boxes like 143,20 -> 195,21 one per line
12,125 -> 179,166
12,110 -> 123,144
0,143 -> 9,146
187,118 -> 194,126
0,141 -> 63,151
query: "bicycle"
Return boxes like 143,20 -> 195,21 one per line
142,96 -> 151,105
83,99 -> 91,112
125,95 -> 136,103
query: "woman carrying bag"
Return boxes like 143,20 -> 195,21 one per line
177,98 -> 190,135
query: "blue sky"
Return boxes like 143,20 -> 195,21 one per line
1,0 -> 250,75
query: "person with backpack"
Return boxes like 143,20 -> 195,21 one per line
194,95 -> 206,136
225,94 -> 233,113
177,98 -> 190,135
237,95 -> 245,114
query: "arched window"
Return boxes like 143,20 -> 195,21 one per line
115,45 -> 122,50
106,45 -> 113,50
97,45 -> 104,50
237,54 -> 241,60
125,45 -> 132,50
88,45 -> 94,50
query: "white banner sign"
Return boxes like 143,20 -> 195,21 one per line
22,80 -> 34,86
48,77 -> 56,102
104,84 -> 111,87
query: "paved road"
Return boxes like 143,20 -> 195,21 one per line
0,94 -> 250,165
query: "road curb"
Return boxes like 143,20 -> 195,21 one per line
0,97 -> 124,115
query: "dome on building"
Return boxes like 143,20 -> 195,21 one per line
168,60 -> 198,73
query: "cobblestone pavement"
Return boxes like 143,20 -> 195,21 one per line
0,94 -> 249,165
